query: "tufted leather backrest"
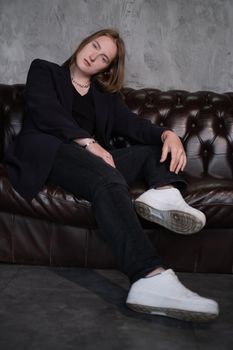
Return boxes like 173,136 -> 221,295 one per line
1,84 -> 233,180
121,88 -> 233,180
0,84 -> 25,160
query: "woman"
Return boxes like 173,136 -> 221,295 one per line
4,29 -> 218,322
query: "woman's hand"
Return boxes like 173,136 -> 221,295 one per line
160,130 -> 187,174
86,142 -> 116,168
74,138 -> 115,168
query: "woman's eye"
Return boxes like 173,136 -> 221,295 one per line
92,42 -> 97,48
102,57 -> 108,63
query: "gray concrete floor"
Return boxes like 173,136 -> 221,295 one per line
0,264 -> 232,350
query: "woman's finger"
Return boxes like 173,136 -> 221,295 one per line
170,148 -> 185,172
160,144 -> 169,163
169,148 -> 180,172
181,153 -> 187,171
174,153 -> 185,173
103,154 -> 116,168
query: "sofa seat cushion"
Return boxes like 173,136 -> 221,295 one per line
1,164 -> 233,229
185,176 -> 233,228
0,164 -> 96,227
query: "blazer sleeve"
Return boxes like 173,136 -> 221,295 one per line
112,93 -> 168,146
24,59 -> 91,142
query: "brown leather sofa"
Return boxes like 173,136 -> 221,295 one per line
0,84 -> 233,273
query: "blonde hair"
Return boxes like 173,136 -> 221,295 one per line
69,29 -> 125,93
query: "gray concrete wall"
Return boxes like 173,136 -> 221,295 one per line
0,0 -> 233,92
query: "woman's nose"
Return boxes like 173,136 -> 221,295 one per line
89,54 -> 97,62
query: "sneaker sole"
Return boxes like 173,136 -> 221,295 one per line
135,201 -> 203,234
126,302 -> 217,322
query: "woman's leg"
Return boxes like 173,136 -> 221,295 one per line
110,144 -> 186,190
112,145 -> 205,234
48,142 -> 167,283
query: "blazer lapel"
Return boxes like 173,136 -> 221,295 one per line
59,62 -> 73,113
91,81 -> 113,146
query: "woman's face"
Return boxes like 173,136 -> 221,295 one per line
75,35 -> 118,77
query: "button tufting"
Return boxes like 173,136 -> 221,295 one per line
4,105 -> 10,113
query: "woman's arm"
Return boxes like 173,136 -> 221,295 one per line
113,94 -> 186,173
112,94 -> 166,145
24,59 -> 92,142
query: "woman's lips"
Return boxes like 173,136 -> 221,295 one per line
84,58 -> 90,66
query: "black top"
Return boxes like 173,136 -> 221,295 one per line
72,85 -> 95,136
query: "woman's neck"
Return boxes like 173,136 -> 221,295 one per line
70,63 -> 91,96
70,63 -> 90,85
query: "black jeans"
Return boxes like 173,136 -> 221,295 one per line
48,142 -> 186,283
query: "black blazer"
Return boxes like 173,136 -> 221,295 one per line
4,59 -> 167,201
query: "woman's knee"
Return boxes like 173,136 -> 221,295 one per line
131,145 -> 162,160
93,169 -> 128,198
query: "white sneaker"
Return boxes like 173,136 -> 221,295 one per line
135,188 -> 206,234
126,269 -> 219,322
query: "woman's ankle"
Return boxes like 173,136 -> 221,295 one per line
146,267 -> 165,278
156,185 -> 174,190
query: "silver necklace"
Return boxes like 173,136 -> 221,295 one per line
71,77 -> 90,89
